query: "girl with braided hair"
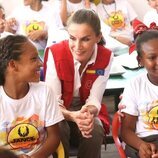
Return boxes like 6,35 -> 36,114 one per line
0,35 -> 64,158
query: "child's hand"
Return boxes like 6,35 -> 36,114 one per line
152,152 -> 158,158
117,93 -> 126,117
152,146 -> 158,158
139,142 -> 157,158
117,104 -> 126,117
5,18 -> 17,32
27,30 -> 47,41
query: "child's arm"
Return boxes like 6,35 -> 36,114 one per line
31,124 -> 60,158
111,36 -> 133,46
121,113 -> 157,157
60,0 -> 68,26
121,113 -> 143,149
27,30 -> 48,41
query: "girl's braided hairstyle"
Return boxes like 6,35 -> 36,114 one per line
0,35 -> 28,85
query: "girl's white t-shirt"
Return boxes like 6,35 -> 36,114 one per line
0,82 -> 64,157
121,73 -> 158,137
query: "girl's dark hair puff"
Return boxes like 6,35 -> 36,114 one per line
136,30 -> 158,57
0,35 -> 28,85
67,9 -> 105,45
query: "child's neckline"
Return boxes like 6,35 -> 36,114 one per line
68,0 -> 82,3
2,83 -> 30,100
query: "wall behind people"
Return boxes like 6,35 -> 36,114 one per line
0,0 -> 23,16
127,0 -> 152,20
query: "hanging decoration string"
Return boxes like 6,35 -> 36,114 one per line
102,2 -> 117,18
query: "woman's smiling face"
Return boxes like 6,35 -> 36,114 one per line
68,23 -> 101,65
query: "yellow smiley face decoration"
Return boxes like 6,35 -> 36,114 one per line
24,21 -> 45,35
105,11 -> 125,31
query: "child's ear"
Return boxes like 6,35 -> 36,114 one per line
137,55 -> 143,67
8,60 -> 18,71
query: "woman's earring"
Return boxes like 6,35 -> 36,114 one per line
97,39 -> 100,43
